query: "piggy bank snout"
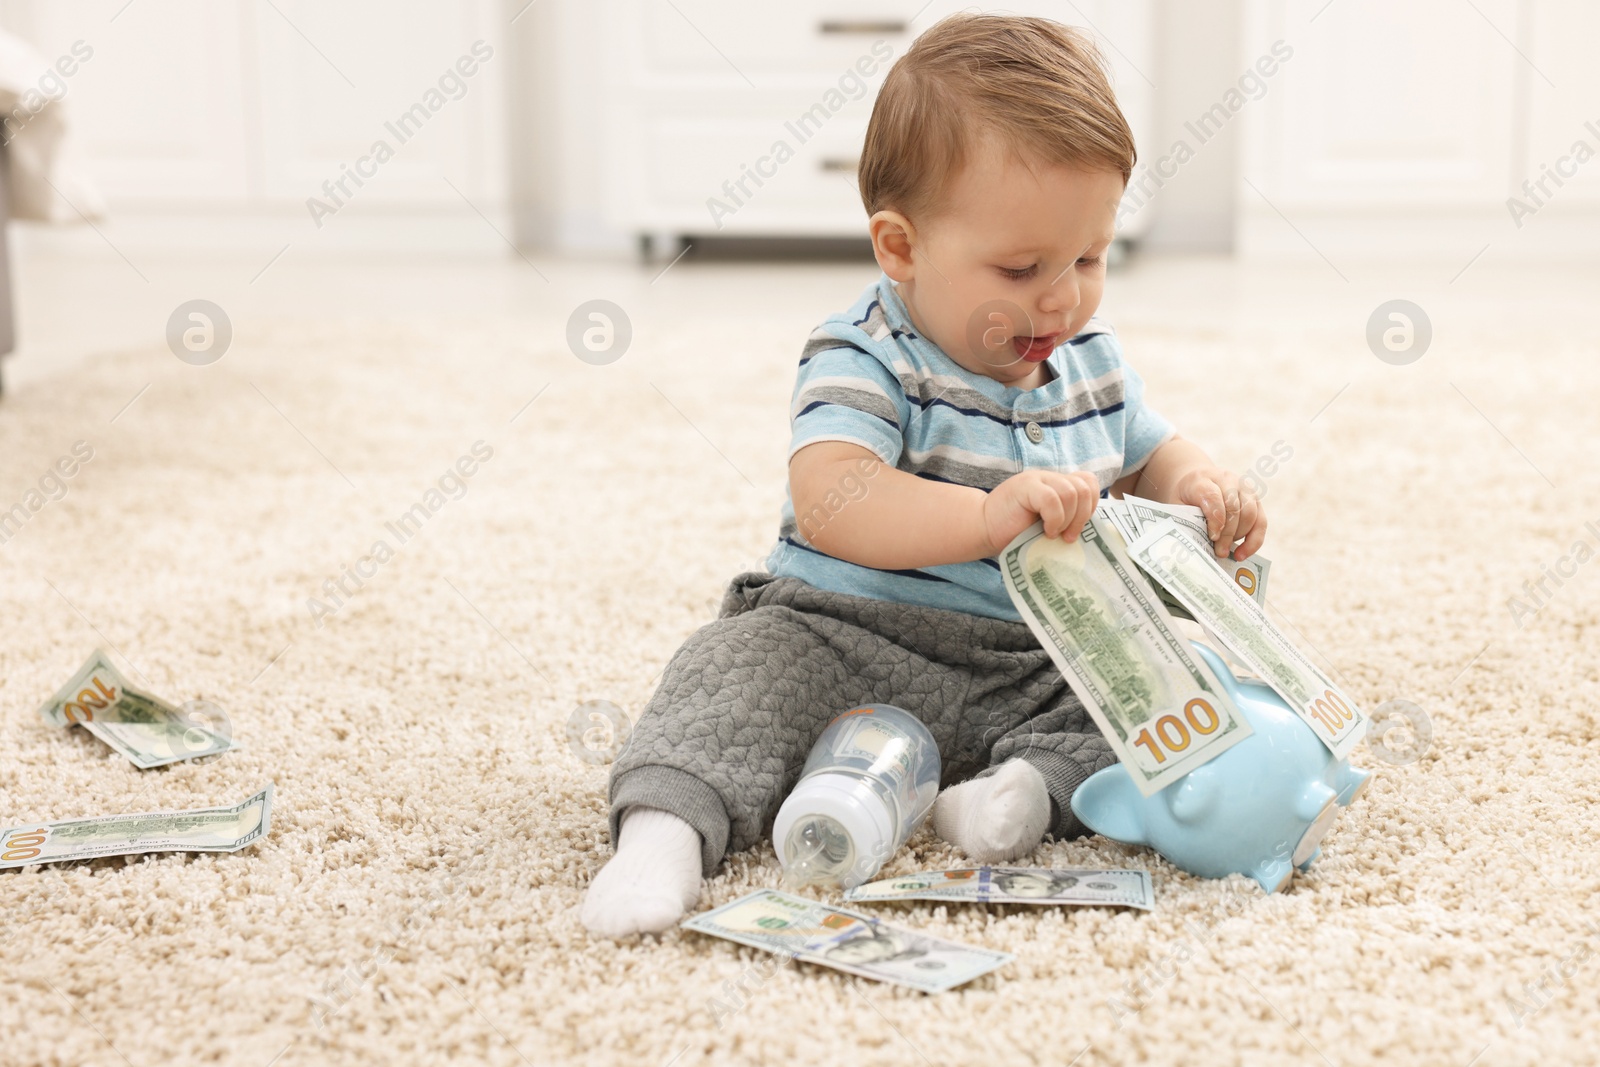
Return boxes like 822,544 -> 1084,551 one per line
1291,783 -> 1340,866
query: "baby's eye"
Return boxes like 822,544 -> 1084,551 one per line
998,264 -> 1037,280
1078,255 -> 1105,269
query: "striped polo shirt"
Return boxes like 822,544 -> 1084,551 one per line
765,273 -> 1175,622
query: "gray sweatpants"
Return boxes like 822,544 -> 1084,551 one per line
608,572 -> 1117,876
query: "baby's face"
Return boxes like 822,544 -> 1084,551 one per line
879,144 -> 1124,389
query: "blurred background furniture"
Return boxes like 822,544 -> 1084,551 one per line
0,0 -> 1589,265
594,0 -> 1157,260
0,0 -> 1591,397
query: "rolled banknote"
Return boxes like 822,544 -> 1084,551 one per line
682,889 -> 1013,994
1000,518 -> 1252,796
1127,523 -> 1367,759
0,785 -> 273,870
36,650 -> 235,768
846,867 -> 1154,909
1122,495 -> 1271,605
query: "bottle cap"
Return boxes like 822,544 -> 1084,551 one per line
772,772 -> 896,890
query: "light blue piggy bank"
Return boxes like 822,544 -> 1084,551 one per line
1071,641 -> 1371,892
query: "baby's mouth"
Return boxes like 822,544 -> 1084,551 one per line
1012,332 -> 1060,362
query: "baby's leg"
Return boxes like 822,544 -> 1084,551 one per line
583,599 -> 868,937
934,671 -> 1118,861
583,572 -> 1000,937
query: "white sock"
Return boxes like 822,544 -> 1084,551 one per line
932,760 -> 1051,864
581,807 -> 704,939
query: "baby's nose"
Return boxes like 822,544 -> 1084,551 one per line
1038,278 -> 1079,314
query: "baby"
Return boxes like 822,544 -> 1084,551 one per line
582,13 -> 1266,938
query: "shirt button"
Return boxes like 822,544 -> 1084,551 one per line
1025,421 -> 1044,444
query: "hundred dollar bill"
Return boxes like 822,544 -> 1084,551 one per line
1127,523 -> 1367,759
1122,495 -> 1271,605
682,889 -> 1012,994
1000,519 -> 1252,795
846,867 -> 1153,910
1096,498 -> 1145,548
36,650 -> 235,768
1096,500 -> 1196,623
0,785 -> 273,870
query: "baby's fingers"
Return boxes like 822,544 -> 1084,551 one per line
1027,481 -> 1068,537
1234,500 -> 1268,560
1188,479 -> 1227,540
1036,472 -> 1093,541
1063,472 -> 1100,541
1214,487 -> 1243,557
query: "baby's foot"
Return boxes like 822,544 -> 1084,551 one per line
932,759 -> 1051,863
581,807 -> 703,938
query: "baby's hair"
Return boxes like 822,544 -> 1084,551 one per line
858,13 -> 1136,222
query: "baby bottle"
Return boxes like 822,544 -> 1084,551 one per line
772,704 -> 940,890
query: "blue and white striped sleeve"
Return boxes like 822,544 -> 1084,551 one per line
1119,358 -> 1176,474
789,340 -> 907,465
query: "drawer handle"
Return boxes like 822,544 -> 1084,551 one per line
819,157 -> 859,172
818,19 -> 908,34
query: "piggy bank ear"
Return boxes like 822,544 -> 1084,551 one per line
1165,771 -> 1218,825
1336,765 -> 1372,807
1071,766 -> 1146,845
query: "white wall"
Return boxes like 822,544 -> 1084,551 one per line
1141,0 -> 1245,252
505,0 -> 626,255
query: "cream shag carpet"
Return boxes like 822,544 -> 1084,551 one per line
0,301 -> 1596,1067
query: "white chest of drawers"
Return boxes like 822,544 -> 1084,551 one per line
599,0 -> 1155,256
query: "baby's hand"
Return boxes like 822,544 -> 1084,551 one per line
983,469 -> 1101,553
1174,467 -> 1267,560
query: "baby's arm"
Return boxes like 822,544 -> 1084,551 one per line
1110,434 -> 1267,561
791,441 -> 1101,568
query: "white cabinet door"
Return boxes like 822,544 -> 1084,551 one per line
1245,0 -> 1519,208
1522,0 -> 1600,209
602,0 -> 917,236
5,0 -> 505,209
252,0 -> 506,207
18,0 -> 253,203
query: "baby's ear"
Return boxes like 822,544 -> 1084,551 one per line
1071,767 -> 1146,845
867,210 -> 916,281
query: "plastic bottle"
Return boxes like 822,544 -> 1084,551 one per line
772,704 -> 940,890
